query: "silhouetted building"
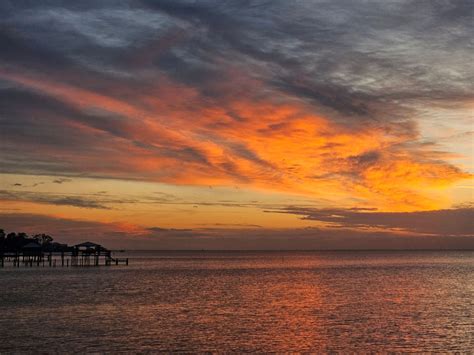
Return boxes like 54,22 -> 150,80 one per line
22,241 -> 42,258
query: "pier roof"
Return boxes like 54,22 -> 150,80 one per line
22,242 -> 42,249
75,242 -> 102,248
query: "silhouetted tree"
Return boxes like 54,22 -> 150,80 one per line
33,233 -> 53,246
4,232 -> 30,251
0,229 -> 58,252
17,232 -> 29,239
0,229 -> 5,252
5,232 -> 17,250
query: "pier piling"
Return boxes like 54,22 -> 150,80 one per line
0,241 -> 128,268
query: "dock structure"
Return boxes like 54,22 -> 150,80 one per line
0,241 -> 128,268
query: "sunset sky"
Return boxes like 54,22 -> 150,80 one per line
0,0 -> 472,249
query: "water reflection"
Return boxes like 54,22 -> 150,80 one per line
0,251 -> 472,352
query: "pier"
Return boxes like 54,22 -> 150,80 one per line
0,241 -> 128,268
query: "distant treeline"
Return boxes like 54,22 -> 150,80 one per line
0,229 -> 69,252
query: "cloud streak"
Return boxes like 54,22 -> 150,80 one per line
268,207 -> 474,236
0,212 -> 472,250
0,190 -> 112,209
0,0 -> 472,213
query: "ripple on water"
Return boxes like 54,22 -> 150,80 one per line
0,251 -> 473,352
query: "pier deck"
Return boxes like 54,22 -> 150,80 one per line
0,241 -> 128,268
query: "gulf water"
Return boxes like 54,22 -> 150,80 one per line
1,251 -> 472,352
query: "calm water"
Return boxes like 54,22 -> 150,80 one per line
0,251 -> 473,353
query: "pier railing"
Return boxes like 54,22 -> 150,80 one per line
0,250 -> 128,268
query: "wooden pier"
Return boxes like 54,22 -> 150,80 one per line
0,241 -> 128,268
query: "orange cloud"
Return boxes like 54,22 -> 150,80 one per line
0,69 -> 470,211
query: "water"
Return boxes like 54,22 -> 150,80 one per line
1,251 -> 473,352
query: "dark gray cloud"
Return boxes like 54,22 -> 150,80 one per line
0,188 -> 287,211
52,178 -> 72,184
347,151 -> 381,167
1,212 -> 473,250
0,85 -> 212,177
0,0 -> 471,184
1,0 -> 471,113
198,223 -> 263,228
0,87 -> 134,176
0,190 -> 111,209
139,0 -> 473,118
0,189 -> 164,209
268,207 -> 474,236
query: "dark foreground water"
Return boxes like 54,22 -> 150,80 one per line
0,251 -> 473,353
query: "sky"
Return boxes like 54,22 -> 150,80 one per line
0,0 -> 473,249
